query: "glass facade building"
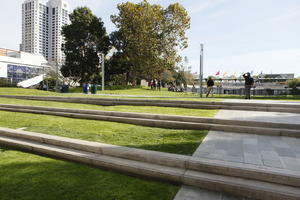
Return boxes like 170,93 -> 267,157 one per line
7,64 -> 43,83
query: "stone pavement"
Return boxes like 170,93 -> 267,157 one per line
174,105 -> 300,200
174,186 -> 252,200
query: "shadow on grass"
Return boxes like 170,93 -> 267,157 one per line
0,151 -> 178,200
128,141 -> 203,156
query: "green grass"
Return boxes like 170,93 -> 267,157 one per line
0,87 -> 214,200
0,111 -> 207,155
0,97 -> 218,117
0,150 -> 178,200
0,110 -> 204,200
1,87 -> 300,101
0,87 -> 217,101
0,87 -> 196,98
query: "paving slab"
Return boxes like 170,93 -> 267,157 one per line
174,107 -> 300,200
215,109 -> 300,124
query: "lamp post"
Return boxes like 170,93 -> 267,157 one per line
97,53 -> 105,95
55,61 -> 59,93
199,43 -> 204,97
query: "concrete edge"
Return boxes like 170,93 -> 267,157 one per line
0,127 -> 299,187
1,103 -> 300,130
1,134 -> 299,200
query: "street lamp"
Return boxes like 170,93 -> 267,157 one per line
199,43 -> 204,98
97,53 -> 105,95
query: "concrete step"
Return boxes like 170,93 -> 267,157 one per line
0,95 -> 300,113
1,134 -> 299,200
1,127 -> 299,188
0,106 -> 299,138
1,103 -> 300,130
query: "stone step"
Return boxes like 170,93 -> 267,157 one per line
1,104 -> 300,130
0,95 -> 300,113
0,134 -> 299,200
1,127 -> 299,188
0,106 -> 299,138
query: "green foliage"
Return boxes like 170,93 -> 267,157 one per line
61,7 -> 110,84
287,78 -> 300,88
109,0 -> 190,83
0,78 -> 16,87
161,70 -> 175,83
38,77 -> 56,90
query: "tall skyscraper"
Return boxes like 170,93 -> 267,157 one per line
21,0 -> 69,63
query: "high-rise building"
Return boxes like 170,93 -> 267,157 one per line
21,0 -> 69,63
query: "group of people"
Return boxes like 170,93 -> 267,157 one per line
149,79 -> 161,90
168,83 -> 186,92
205,72 -> 254,99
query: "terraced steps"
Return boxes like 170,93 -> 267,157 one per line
0,127 -> 299,200
0,104 -> 299,138
1,95 -> 300,113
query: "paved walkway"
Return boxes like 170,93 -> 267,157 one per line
174,107 -> 300,200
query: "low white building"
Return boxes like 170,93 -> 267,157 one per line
0,48 -> 50,85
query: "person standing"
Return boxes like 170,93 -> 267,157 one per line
206,77 -> 214,97
243,72 -> 254,99
157,80 -> 161,91
192,83 -> 196,94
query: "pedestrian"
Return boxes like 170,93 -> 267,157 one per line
150,80 -> 153,90
153,79 -> 157,90
206,76 -> 214,97
157,80 -> 161,91
243,72 -> 254,99
192,83 -> 196,94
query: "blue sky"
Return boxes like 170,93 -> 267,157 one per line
1,0 -> 300,77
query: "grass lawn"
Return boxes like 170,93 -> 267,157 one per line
0,87 -> 197,98
0,97 -> 218,117
0,92 -> 214,200
1,87 -> 299,101
0,150 -> 178,200
0,88 -> 215,200
0,111 -> 207,155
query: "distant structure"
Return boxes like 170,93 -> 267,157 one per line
0,47 -> 49,85
258,73 -> 294,82
192,73 -> 295,96
21,0 -> 70,63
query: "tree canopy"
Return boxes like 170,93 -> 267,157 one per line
110,0 -> 190,83
61,7 -> 110,84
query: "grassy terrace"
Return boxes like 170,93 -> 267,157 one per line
0,97 -> 218,117
0,87 -> 299,101
0,111 -> 208,155
2,86 -> 298,199
0,151 -> 178,200
0,88 -> 216,200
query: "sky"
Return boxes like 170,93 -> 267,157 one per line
1,0 -> 300,77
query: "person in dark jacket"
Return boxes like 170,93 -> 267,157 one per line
243,72 -> 254,99
206,76 -> 214,97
